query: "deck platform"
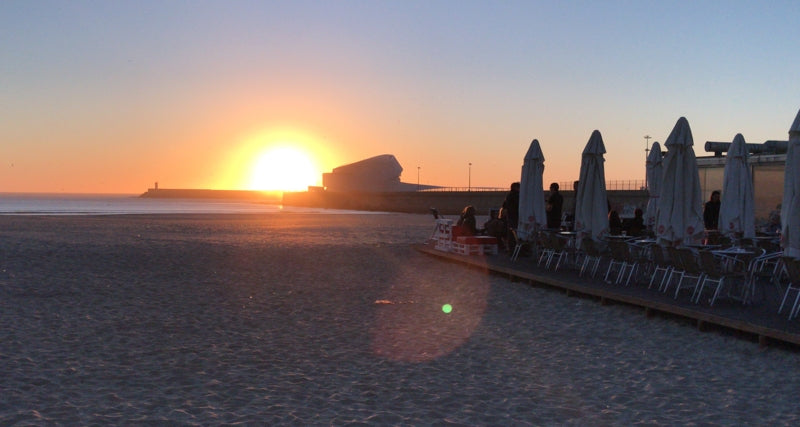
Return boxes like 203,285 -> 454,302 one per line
414,243 -> 800,348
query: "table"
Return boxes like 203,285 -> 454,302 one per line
712,248 -> 756,256
686,243 -> 722,251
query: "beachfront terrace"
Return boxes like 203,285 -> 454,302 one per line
416,236 -> 800,349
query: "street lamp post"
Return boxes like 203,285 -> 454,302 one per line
417,166 -> 420,191
468,162 -> 472,192
644,135 -> 651,190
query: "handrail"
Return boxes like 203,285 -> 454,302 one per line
419,180 -> 647,192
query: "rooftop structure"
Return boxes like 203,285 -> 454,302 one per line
322,154 -> 437,192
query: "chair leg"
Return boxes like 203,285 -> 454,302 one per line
659,267 -> 673,292
709,278 -> 725,306
790,291 -> 800,320
615,263 -> 626,284
648,269 -> 658,288
663,271 -> 679,294
692,278 -> 706,303
590,257 -> 601,279
673,275 -> 684,299
625,263 -> 639,286
620,262 -> 635,285
604,262 -> 615,282
778,285 -> 795,314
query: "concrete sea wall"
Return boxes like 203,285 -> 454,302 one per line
282,189 -> 649,216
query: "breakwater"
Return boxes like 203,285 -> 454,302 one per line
140,188 -> 282,204
139,187 -> 649,216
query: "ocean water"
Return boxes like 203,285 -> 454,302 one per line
0,193 -> 368,215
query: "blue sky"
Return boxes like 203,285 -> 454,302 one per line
2,1 -> 799,192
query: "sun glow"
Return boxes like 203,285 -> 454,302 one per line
249,146 -> 318,192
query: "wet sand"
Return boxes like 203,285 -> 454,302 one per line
1,213 -> 799,424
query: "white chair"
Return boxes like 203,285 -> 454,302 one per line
670,248 -> 704,300
578,238 -> 603,279
604,240 -> 637,285
649,245 -> 673,290
693,250 -> 746,306
511,229 -> 531,262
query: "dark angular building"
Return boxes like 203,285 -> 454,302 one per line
322,154 -> 434,192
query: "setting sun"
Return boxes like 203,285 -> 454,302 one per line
249,146 -> 319,192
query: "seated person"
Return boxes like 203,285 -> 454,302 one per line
764,204 -> 781,234
456,205 -> 479,236
627,208 -> 644,236
608,210 -> 623,235
483,208 -> 507,251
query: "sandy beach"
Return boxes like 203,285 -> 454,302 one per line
1,213 -> 799,425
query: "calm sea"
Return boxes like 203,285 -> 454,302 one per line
0,194 -> 365,215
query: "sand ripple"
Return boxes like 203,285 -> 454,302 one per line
1,213 -> 799,424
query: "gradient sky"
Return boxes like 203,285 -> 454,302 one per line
2,0 -> 800,193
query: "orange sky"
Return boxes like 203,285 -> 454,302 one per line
3,2 -> 799,194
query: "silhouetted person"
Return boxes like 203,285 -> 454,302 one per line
764,203 -> 781,234
484,208 -> 506,251
563,180 -> 579,231
628,208 -> 644,236
501,182 -> 520,229
501,182 -> 520,252
546,182 -> 563,229
703,190 -> 721,230
609,210 -> 623,235
456,205 -> 478,236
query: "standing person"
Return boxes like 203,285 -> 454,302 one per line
703,190 -> 721,230
546,182 -> 563,229
501,182 -> 520,230
500,182 -> 520,251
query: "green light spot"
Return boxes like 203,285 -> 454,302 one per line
442,304 -> 452,314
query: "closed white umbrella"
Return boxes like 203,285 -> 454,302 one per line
645,141 -> 663,231
575,130 -> 608,245
781,109 -> 800,258
655,117 -> 704,245
719,133 -> 755,240
517,139 -> 547,240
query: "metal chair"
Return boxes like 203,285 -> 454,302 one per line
745,251 -> 783,304
663,247 -> 703,299
649,245 -> 673,290
546,233 -> 569,271
578,238 -> 604,279
662,246 -> 686,294
604,240 -> 638,285
537,232 -> 555,267
510,229 -> 532,262
694,250 -> 746,306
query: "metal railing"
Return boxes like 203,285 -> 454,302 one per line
556,180 -> 646,191
419,186 -> 507,192
419,180 -> 646,192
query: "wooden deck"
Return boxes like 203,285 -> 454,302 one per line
413,243 -> 800,348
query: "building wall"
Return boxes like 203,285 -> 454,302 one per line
697,154 -> 785,221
